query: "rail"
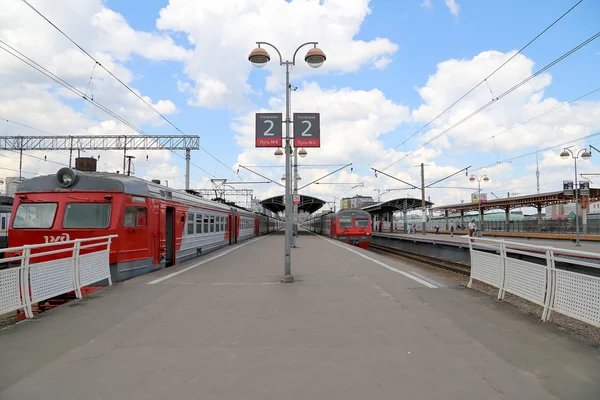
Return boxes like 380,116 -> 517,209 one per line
0,235 -> 117,319
467,236 -> 600,327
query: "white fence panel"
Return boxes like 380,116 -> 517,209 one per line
470,250 -> 503,288
0,267 -> 24,315
79,249 -> 111,287
503,258 -> 548,306
0,235 -> 117,319
552,270 -> 600,327
467,236 -> 600,327
29,258 -> 75,304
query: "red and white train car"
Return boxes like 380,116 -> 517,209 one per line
304,209 -> 372,249
8,167 -> 282,282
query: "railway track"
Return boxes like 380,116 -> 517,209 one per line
368,243 -> 471,276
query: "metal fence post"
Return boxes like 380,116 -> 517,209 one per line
106,237 -> 113,286
20,248 -> 33,319
497,242 -> 507,300
73,241 -> 82,299
541,248 -> 554,321
467,237 -> 475,288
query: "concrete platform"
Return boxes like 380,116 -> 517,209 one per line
376,231 -> 600,253
1,233 -> 599,399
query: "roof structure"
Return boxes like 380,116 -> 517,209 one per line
260,194 -> 326,214
362,197 -> 434,215
432,189 -> 600,214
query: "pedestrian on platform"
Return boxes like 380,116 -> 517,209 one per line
468,220 -> 476,237
450,223 -> 455,237
434,224 -> 439,234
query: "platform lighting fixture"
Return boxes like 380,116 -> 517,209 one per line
299,148 -> 308,158
274,148 -> 284,157
249,40 -> 326,283
469,174 -> 489,237
559,147 -> 592,246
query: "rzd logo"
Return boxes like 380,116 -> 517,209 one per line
43,233 -> 70,243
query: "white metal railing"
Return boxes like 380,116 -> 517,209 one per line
0,235 -> 117,319
467,236 -> 600,327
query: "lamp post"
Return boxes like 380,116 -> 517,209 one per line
560,147 -> 592,246
469,174 -> 489,237
249,41 -> 326,283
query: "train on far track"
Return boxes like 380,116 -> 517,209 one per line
6,165 -> 283,282
303,209 -> 372,249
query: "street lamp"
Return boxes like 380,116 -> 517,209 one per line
469,174 -> 489,236
249,41 -> 326,283
560,147 -> 592,246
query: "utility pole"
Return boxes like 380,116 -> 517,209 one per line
421,163 -> 426,235
536,150 -> 540,194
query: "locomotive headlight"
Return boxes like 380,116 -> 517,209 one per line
57,167 -> 77,188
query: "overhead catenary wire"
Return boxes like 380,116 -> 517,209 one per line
19,0 -> 239,180
380,30 -> 600,173
0,40 -> 214,179
366,0 -> 585,168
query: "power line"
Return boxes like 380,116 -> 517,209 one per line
380,30 -> 600,172
448,86 -> 600,155
0,40 -> 211,179
367,0 -> 585,168
20,0 -> 238,179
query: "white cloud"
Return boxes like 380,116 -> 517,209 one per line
444,0 -> 460,17
421,0 -> 433,9
373,56 -> 392,70
156,0 -> 399,109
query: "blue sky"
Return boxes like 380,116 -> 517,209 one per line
1,0 -> 599,209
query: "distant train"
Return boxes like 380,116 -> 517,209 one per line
6,167 -> 282,281
304,209 -> 372,248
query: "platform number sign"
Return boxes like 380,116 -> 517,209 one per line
580,181 -> 590,196
563,180 -> 574,196
293,113 -> 320,148
255,113 -> 283,147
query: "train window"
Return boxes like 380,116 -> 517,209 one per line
13,203 -> 57,229
124,207 -> 147,227
355,218 -> 369,227
196,214 -> 203,234
338,217 -> 352,228
63,203 -> 111,228
210,216 -> 215,232
187,213 -> 195,235
204,216 -> 209,233
215,216 -> 220,232
1,216 -> 5,230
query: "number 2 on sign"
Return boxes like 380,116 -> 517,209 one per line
301,120 -> 312,136
263,120 -> 274,136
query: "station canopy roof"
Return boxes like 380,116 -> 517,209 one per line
261,194 -> 326,214
432,189 -> 600,213
362,197 -> 434,215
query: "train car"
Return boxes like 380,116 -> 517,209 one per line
7,167 -> 281,282
304,209 -> 372,248
0,196 -> 13,253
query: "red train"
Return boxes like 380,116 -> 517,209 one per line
304,209 -> 372,248
7,167 -> 282,282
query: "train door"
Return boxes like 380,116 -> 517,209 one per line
228,215 -> 235,245
165,206 -> 175,267
235,216 -> 240,244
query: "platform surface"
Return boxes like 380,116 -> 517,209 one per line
1,233 -> 599,399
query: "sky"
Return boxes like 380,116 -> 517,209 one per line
1,0 -> 599,214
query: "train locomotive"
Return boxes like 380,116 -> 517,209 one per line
7,167 -> 282,282
304,209 -> 372,248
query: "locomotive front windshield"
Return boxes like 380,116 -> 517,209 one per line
63,203 -> 111,228
355,218 -> 369,227
338,217 -> 353,227
13,203 -> 57,228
